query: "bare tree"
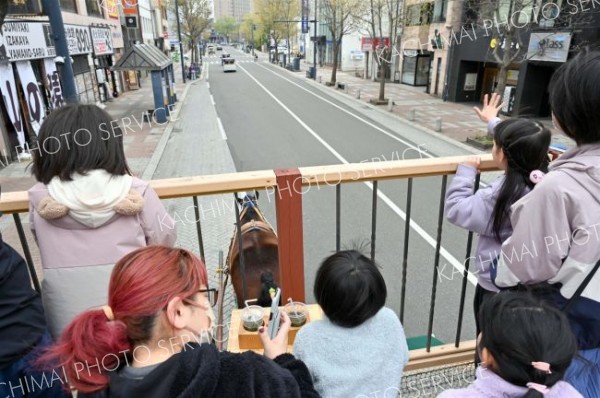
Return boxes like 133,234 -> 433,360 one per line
365,0 -> 403,103
462,0 -> 600,98
321,0 -> 368,84
254,0 -> 300,62
171,0 -> 212,65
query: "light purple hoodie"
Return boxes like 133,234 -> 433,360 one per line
29,173 -> 176,338
437,367 -> 583,398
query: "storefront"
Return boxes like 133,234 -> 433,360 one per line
401,50 -> 431,86
64,24 -> 96,105
0,20 -> 58,157
90,26 -> 115,102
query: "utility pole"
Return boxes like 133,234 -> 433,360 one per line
42,0 -> 78,103
174,0 -> 186,82
313,0 -> 317,79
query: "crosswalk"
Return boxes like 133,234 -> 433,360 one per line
205,59 -> 257,65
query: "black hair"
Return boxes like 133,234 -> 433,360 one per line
549,47 -> 600,145
490,119 -> 551,241
314,250 -> 387,328
478,292 -> 577,398
31,104 -> 131,184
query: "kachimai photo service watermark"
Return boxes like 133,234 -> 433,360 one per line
437,222 -> 600,282
375,0 -> 600,64
0,325 -> 228,398
156,147 -> 429,232
0,105 -> 178,167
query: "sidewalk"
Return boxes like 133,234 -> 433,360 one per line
296,60 -> 575,151
0,73 -> 188,193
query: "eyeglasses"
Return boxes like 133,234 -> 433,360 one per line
191,288 -> 219,307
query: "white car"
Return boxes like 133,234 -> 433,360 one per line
223,58 -> 237,72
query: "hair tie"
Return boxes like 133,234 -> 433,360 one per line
529,170 -> 545,185
526,382 -> 549,394
532,361 -> 552,373
102,305 -> 115,321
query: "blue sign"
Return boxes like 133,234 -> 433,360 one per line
302,16 -> 309,34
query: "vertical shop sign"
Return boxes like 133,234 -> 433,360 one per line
0,63 -> 24,146
16,61 -> 46,134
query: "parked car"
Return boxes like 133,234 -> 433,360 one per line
223,58 -> 236,72
216,45 -> 223,51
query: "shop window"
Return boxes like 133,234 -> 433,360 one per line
59,0 -> 77,12
432,0 -> 447,22
86,0 -> 103,17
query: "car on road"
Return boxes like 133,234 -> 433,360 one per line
216,45 -> 223,51
207,44 -> 216,55
220,52 -> 231,65
223,58 -> 236,72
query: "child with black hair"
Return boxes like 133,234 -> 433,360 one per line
438,292 -> 581,397
445,94 -> 551,335
293,250 -> 409,398
494,48 -> 600,397
28,104 -> 176,339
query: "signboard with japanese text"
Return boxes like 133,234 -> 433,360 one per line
361,37 -> 390,52
1,21 -> 56,61
64,24 -> 93,55
16,61 -> 46,134
44,58 -> 64,109
301,0 -> 309,34
90,27 -> 114,55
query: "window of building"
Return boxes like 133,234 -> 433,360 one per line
59,0 -> 77,12
406,4 -> 422,26
432,0 -> 447,22
86,0 -> 103,17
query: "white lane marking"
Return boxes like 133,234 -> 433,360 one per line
217,117 -> 227,140
210,95 -> 216,106
257,63 -> 431,159
238,63 -> 476,285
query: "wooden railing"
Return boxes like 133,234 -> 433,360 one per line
0,154 -> 498,370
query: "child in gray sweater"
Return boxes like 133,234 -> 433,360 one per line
293,250 -> 409,398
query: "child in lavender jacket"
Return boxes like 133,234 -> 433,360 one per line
438,292 -> 582,398
445,94 -> 550,335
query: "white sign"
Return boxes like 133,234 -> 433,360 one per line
0,62 -> 24,146
464,73 -> 477,91
64,25 -> 93,55
528,32 -> 571,63
90,27 -> 114,56
44,58 -> 64,109
1,21 -> 56,61
16,61 -> 46,134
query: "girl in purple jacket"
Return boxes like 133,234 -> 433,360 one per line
445,96 -> 551,336
438,292 -> 581,398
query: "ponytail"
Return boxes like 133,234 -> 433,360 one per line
490,119 -> 551,241
38,308 -> 131,393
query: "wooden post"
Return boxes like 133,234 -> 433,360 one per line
274,168 -> 305,302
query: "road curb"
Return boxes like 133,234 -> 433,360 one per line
141,81 -> 195,180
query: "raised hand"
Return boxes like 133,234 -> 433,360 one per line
473,93 -> 504,123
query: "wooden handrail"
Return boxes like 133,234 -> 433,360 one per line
0,155 -> 495,214
406,340 -> 476,371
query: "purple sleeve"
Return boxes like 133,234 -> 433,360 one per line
488,117 -> 502,136
139,186 -> 177,246
445,164 -> 497,236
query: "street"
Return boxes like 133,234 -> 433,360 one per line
159,45 -> 486,344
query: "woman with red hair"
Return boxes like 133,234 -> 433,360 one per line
41,246 -> 319,397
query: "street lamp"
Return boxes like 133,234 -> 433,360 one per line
174,0 -> 186,83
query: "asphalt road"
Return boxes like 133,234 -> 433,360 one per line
175,47 -> 483,345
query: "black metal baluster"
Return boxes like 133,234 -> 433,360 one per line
455,173 -> 481,347
13,213 -> 41,292
426,175 -> 448,352
233,195 -> 247,303
193,196 -> 206,263
370,180 -> 378,263
336,184 -> 341,252
400,178 -> 413,324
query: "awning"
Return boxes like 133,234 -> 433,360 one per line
111,43 -> 172,71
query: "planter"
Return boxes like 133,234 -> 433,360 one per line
369,98 -> 389,105
466,136 -> 493,150
325,81 -> 335,87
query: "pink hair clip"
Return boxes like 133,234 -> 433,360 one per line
531,361 -> 552,374
526,382 -> 549,394
529,170 -> 545,185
